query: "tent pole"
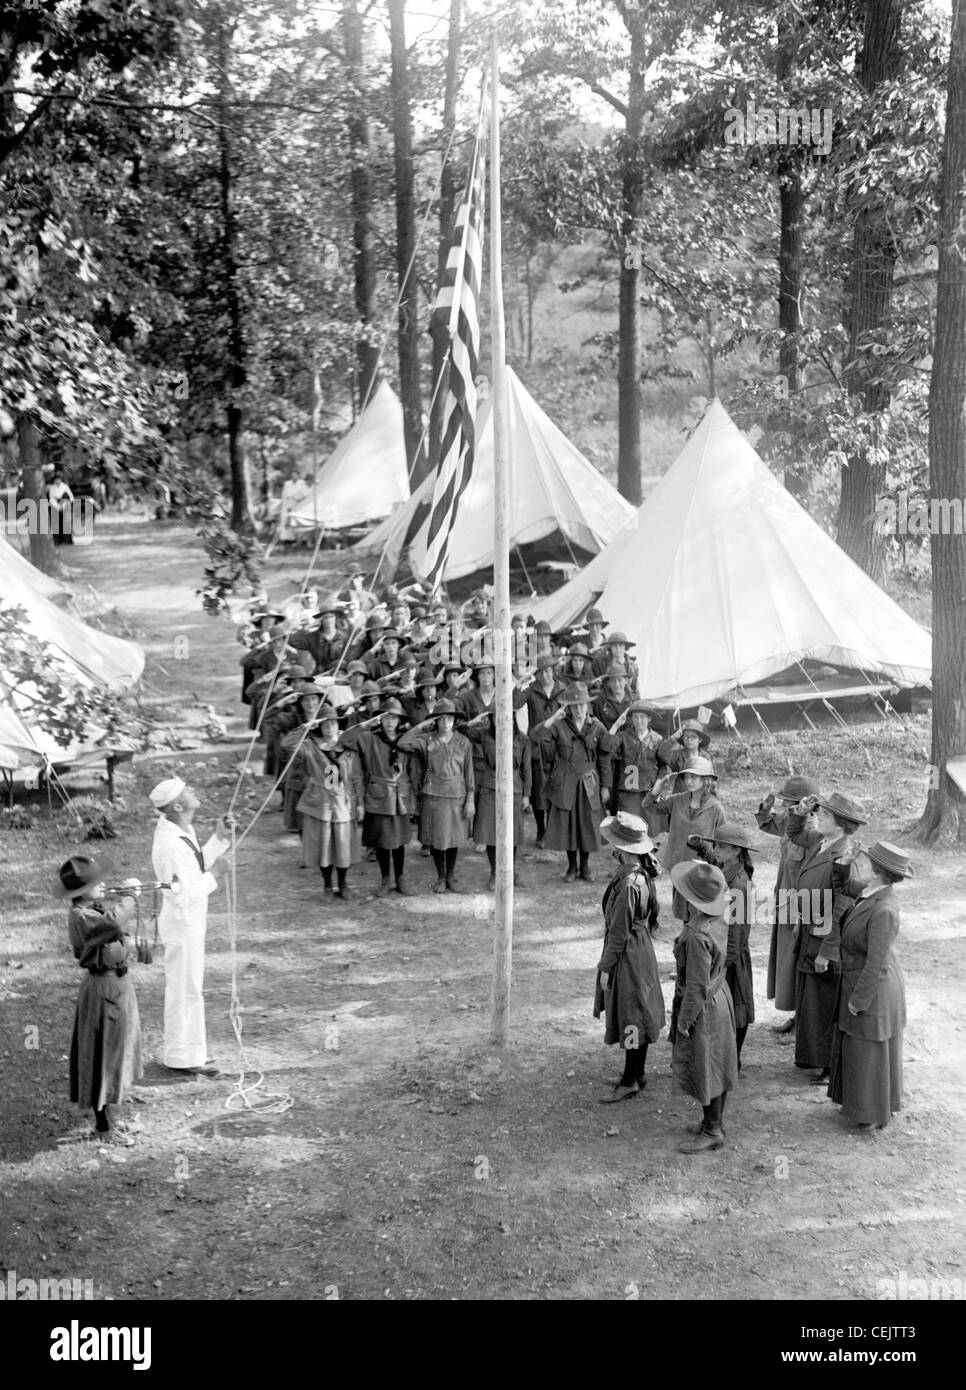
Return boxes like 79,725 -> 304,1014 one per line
489,26 -> 513,1050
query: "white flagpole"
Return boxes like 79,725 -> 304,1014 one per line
489,26 -> 513,1047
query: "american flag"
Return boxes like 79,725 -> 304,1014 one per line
411,95 -> 487,586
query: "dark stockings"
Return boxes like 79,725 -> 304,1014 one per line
320,865 -> 333,889
445,847 -> 458,880
336,867 -> 348,894
485,847 -> 518,871
619,1042 -> 649,1088
431,849 -> 445,880
566,851 -> 578,873
94,1107 -> 111,1133
376,849 -> 391,880
736,1025 -> 748,1068
534,808 -> 546,840
392,847 -> 405,881
702,1092 -> 728,1133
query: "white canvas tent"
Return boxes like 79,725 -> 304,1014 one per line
288,380 -> 410,531
0,540 -> 144,771
354,366 -> 635,582
529,398 -> 931,708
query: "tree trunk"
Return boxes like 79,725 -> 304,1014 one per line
215,16 -> 254,533
344,0 -> 380,409
617,14 -> 646,507
17,416 -> 55,572
836,0 -> 903,579
428,0 -> 462,484
915,0 -> 966,844
776,14 -> 808,501
388,0 -> 426,483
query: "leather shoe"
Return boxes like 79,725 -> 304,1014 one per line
487,873 -> 496,891
335,886 -> 352,901
394,879 -> 411,896
772,1016 -> 795,1034
600,1083 -> 639,1103
677,1127 -> 724,1153
810,1070 -> 830,1085
579,866 -> 595,883
686,1120 -> 725,1137
535,837 -> 544,851
374,879 -> 392,898
445,879 -> 462,894
433,879 -> 447,894
563,867 -> 577,882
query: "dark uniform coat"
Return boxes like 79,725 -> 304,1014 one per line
398,727 -> 474,850
525,678 -> 564,816
68,897 -> 143,1112
341,725 -> 413,849
529,711 -> 610,852
603,726 -> 663,832
670,911 -> 738,1106
593,867 -> 666,1046
828,880 -> 906,1125
288,626 -> 346,675
756,801 -> 808,1009
644,785 -> 724,918
723,864 -> 756,1030
785,810 -> 854,1070
464,722 -> 531,844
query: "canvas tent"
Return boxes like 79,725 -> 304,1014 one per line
354,366 -> 635,584
288,380 -> 411,532
529,398 -> 932,709
0,539 -> 144,774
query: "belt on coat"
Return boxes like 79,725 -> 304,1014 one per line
85,966 -> 128,977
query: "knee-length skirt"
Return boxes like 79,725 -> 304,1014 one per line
419,796 -> 468,851
69,972 -> 143,1112
473,787 -> 523,846
362,811 -> 412,851
829,1028 -> 903,1126
301,815 -> 359,869
544,783 -> 601,853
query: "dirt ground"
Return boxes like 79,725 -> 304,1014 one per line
2,516 -> 966,1302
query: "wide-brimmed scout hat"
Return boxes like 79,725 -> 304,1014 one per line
711,822 -> 759,852
585,608 -> 607,627
604,630 -> 635,647
560,682 -> 591,705
567,642 -> 590,659
681,755 -> 716,778
626,700 -> 655,718
315,704 -> 340,723
817,791 -> 868,826
670,860 -> 729,916
535,653 -> 557,671
365,612 -> 388,631
380,697 -> 404,716
379,627 -> 402,642
314,593 -> 344,617
360,680 -> 382,698
534,620 -> 553,635
434,699 -> 458,716
779,775 -> 820,802
601,812 -> 655,855
252,609 -> 284,625
54,854 -> 115,900
415,666 -> 444,688
602,663 -> 629,683
347,660 -> 369,677
866,841 -> 914,878
674,718 -> 710,747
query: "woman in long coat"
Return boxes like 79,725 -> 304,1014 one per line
529,682 -> 611,883
56,855 -> 142,1145
462,708 -> 531,889
279,687 -> 324,832
295,705 -> 364,899
668,860 -> 738,1153
828,842 -> 909,1130
603,701 -> 664,835
399,699 -> 475,893
342,697 -> 414,897
703,823 -> 758,1068
593,814 -> 666,1102
524,654 -> 564,849
756,774 -> 821,1028
644,756 -> 724,921
785,790 -> 868,1083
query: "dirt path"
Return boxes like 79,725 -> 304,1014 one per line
2,517 -> 965,1301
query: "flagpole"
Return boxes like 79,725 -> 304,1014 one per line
489,26 -> 513,1048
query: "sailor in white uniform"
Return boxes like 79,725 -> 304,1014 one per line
149,778 -> 232,1075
